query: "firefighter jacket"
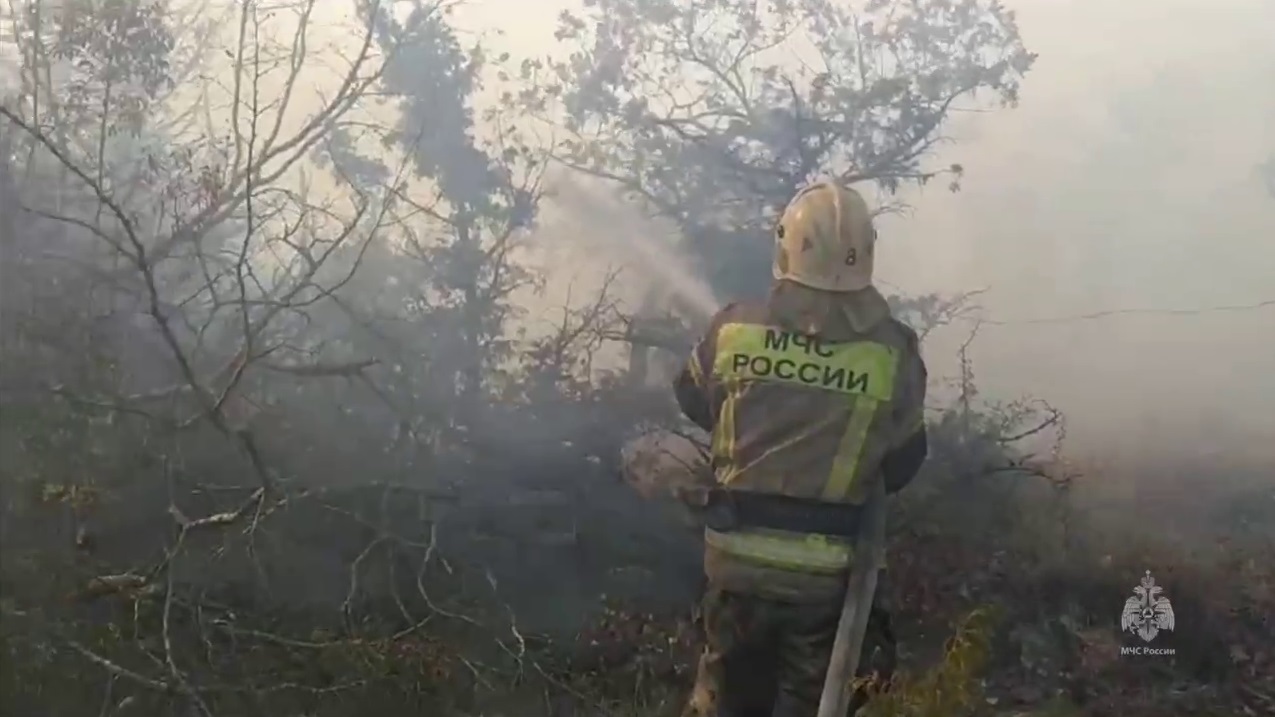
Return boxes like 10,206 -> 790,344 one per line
673,284 -> 927,602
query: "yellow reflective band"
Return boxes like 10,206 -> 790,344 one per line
711,323 -> 897,400
822,397 -> 882,503
712,380 -> 742,484
687,351 -> 706,387
705,527 -> 853,574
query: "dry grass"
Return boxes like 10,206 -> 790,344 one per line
2,416 -> 1271,717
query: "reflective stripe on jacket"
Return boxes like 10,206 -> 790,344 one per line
704,527 -> 855,574
676,295 -> 925,576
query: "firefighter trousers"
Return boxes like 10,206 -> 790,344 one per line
682,579 -> 896,717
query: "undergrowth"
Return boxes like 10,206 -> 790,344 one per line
858,607 -> 999,717
1,396 -> 1271,716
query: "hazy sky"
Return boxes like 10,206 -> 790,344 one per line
253,0 -> 1275,462
448,0 -> 1275,458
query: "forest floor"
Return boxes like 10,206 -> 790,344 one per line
2,461 -> 1271,717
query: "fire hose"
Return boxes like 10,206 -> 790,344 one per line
816,477 -> 887,717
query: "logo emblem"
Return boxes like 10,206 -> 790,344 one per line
1121,571 -> 1175,643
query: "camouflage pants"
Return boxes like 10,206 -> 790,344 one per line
682,577 -> 896,717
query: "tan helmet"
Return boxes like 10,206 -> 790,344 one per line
772,180 -> 877,292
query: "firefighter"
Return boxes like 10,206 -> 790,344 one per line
673,180 -> 929,717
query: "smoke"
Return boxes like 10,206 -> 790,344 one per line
540,172 -> 722,322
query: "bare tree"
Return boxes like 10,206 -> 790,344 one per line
0,2 -> 446,713
3,0 -> 398,458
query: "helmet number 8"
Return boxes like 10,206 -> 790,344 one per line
844,248 -> 857,266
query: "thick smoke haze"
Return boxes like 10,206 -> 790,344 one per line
453,0 -> 1275,466
3,1 -> 1272,714
879,0 -> 1275,463
11,0 -> 1269,494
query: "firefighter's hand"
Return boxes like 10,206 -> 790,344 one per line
672,484 -> 712,508
671,484 -> 712,529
